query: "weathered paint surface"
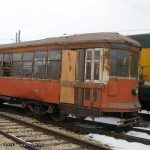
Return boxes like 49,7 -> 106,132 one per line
140,48 -> 150,81
100,78 -> 141,112
82,78 -> 140,112
102,48 -> 109,84
0,77 -> 60,104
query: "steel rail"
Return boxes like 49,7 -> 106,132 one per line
0,130 -> 39,150
0,113 -> 112,150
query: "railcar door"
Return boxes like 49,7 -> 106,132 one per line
83,48 -> 103,108
60,50 -> 77,104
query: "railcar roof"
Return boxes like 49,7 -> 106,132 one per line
128,33 -> 150,48
0,32 -> 140,49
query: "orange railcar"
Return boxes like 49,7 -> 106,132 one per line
0,33 -> 141,125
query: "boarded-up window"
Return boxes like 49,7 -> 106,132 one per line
47,50 -> 61,79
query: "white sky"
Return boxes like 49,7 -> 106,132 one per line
0,0 -> 150,43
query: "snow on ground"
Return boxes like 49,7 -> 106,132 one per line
126,131 -> 150,140
144,81 -> 150,85
140,110 -> 150,114
85,116 -> 122,125
87,133 -> 150,150
134,127 -> 150,131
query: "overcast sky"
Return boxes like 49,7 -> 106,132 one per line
0,0 -> 150,43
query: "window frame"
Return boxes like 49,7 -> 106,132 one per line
85,48 -> 103,83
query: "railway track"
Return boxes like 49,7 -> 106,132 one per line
0,111 -> 111,150
0,105 -> 150,148
42,118 -> 150,145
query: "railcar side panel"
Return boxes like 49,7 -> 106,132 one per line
0,77 -> 60,104
101,78 -> 140,112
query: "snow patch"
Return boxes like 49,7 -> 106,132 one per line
126,131 -> 150,140
140,110 -> 150,114
144,81 -> 150,85
87,133 -> 150,150
134,127 -> 150,131
85,116 -> 122,125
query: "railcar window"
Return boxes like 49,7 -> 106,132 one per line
22,52 -> 33,77
86,51 -> 92,60
11,53 -> 22,77
3,54 -> 12,76
85,48 -> 102,82
12,61 -> 22,77
94,62 -> 100,80
22,62 -> 32,77
0,54 -> 3,61
33,60 -> 46,78
4,53 -> 12,61
48,50 -> 61,60
131,52 -> 139,77
47,50 -> 61,79
13,53 -> 22,61
94,51 -> 100,60
34,51 -> 47,60
33,51 -> 47,79
109,49 -> 129,77
47,61 -> 60,79
86,62 -> 91,80
23,52 -> 33,61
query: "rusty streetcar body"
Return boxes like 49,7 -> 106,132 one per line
0,33 -> 141,125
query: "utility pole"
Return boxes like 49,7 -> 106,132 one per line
18,30 -> 21,43
16,32 -> 18,43
15,30 -> 21,43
